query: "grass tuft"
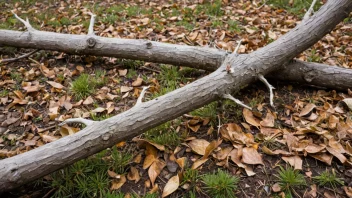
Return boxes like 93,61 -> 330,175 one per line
144,121 -> 181,147
202,169 -> 239,198
276,166 -> 306,197
313,169 -> 344,189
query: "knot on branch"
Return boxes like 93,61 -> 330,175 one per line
146,41 -> 152,49
87,37 -> 96,48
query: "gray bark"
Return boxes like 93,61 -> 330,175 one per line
269,60 -> 352,90
1,30 -> 350,90
0,0 -> 351,192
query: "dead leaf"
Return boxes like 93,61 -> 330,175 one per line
121,86 -> 133,93
242,147 -> 264,165
127,166 -> 140,183
83,96 -> 94,105
148,159 -> 166,186
309,153 -> 333,165
118,69 -> 127,76
202,139 -> 222,159
299,103 -> 316,117
143,144 -> 158,169
110,174 -> 126,190
162,175 -> 179,197
132,77 -> 143,87
272,183 -> 281,192
243,108 -> 261,128
282,155 -> 302,170
191,158 -> 208,170
188,139 -> 210,155
260,111 -> 275,127
47,81 -> 64,89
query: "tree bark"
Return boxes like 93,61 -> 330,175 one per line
1,23 -> 352,90
0,0 -> 351,192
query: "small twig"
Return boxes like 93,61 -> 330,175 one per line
136,86 -> 150,106
258,74 -> 275,107
87,12 -> 96,35
217,115 -> 222,135
223,94 -> 252,110
59,118 -> 96,126
0,49 -> 39,63
233,39 -> 243,54
303,0 -> 318,22
11,11 -> 35,32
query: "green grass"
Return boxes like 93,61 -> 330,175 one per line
110,146 -> 133,174
227,20 -> 241,33
49,151 -> 110,198
181,168 -> 199,194
71,73 -> 94,100
106,5 -> 125,14
144,121 -> 181,147
211,19 -> 223,28
71,70 -> 107,100
195,0 -> 223,17
307,49 -> 321,62
126,6 -> 140,17
313,170 -> 344,189
202,169 -> 239,198
191,102 -> 218,123
46,147 -> 134,197
176,20 -> 195,31
0,89 -> 9,97
10,72 -> 23,82
276,166 -> 306,198
267,0 -> 322,17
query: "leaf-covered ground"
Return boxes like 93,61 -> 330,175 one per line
1,0 -> 352,197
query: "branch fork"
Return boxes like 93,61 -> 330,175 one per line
258,74 -> 275,107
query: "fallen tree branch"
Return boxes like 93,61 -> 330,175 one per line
0,0 -> 351,192
1,28 -> 351,90
0,49 -> 39,63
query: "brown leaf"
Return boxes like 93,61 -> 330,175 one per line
118,69 -> 127,76
202,139 -> 222,159
110,174 -> 126,190
309,153 -> 333,165
42,135 -> 59,143
108,170 -> 120,178
242,147 -> 264,165
214,147 -> 233,160
343,186 -> 352,197
83,96 -> 94,105
299,103 -> 316,117
272,183 -> 281,192
282,155 -> 302,170
260,111 -> 275,127
121,86 -> 133,93
132,77 -> 143,87
162,175 -> 179,198
59,125 -> 79,137
243,108 -> 261,128
305,144 -> 325,154
326,146 -> 346,164
143,144 -> 158,169
127,166 -> 140,183
191,158 -> 208,170
188,139 -> 210,155
148,159 -> 166,186
47,81 -> 64,89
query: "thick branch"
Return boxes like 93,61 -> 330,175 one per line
0,0 -> 351,192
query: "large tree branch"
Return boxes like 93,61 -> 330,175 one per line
1,30 -> 350,90
0,0 -> 351,192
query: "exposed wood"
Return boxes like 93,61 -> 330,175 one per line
0,0 -> 351,192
